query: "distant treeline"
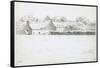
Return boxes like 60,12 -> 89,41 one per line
16,16 -> 96,35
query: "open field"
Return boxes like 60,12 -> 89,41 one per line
15,35 -> 97,66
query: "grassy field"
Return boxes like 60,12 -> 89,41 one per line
15,35 -> 96,66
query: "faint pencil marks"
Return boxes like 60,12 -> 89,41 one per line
16,16 -> 96,35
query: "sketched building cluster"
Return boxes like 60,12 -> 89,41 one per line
16,16 -> 96,35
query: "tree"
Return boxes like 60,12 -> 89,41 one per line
64,25 -> 78,32
60,16 -> 67,22
76,17 -> 89,25
24,20 -> 32,35
44,16 -> 51,21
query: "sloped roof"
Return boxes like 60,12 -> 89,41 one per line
41,21 -> 56,31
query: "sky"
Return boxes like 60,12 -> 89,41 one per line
15,2 -> 97,22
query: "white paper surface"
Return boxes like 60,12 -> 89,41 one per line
14,2 -> 97,66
